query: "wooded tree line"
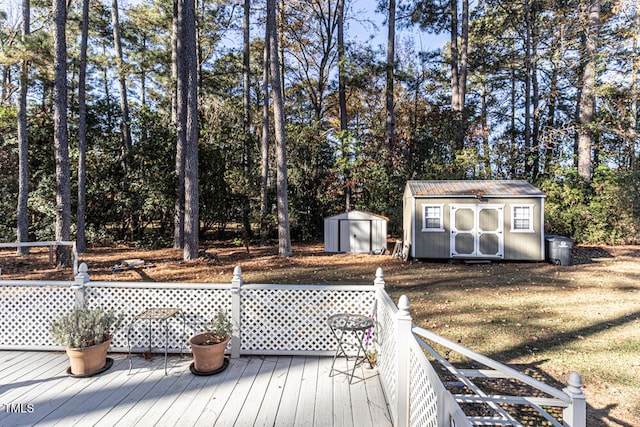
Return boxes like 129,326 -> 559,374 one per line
0,0 -> 638,258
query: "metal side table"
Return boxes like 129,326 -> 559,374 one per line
327,313 -> 374,384
128,307 -> 185,375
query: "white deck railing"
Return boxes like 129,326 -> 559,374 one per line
0,263 -> 585,426
413,326 -> 586,427
373,288 -> 586,427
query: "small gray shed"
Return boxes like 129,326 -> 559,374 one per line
403,180 -> 545,261
324,210 -> 388,253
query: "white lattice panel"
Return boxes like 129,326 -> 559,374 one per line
410,342 -> 439,426
0,284 -> 75,347
240,287 -> 376,353
85,284 -> 232,352
0,280 -> 380,357
375,294 -> 398,411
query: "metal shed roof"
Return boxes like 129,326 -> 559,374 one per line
324,210 -> 389,221
406,180 -> 545,198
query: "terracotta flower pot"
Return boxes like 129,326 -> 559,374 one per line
66,336 -> 111,376
189,334 -> 230,373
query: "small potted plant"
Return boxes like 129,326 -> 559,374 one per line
50,307 -> 120,376
188,309 -> 232,374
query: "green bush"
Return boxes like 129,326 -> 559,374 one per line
540,167 -> 640,245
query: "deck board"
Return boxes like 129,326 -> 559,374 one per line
195,356 -> 253,425
254,356 -> 290,427
333,360 -> 355,427
237,356 -> 278,426
70,359 -> 158,426
315,357 -> 335,427
131,361 -> 197,425
273,356 -> 304,426
0,351 -> 392,426
214,356 -> 263,426
158,360 -> 231,426
350,366 -> 375,427
294,357 -> 319,426
46,359 -> 131,426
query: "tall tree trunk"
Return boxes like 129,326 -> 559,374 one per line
574,70 -> 583,169
111,0 -> 132,158
278,0 -> 286,97
578,0 -> 600,182
481,78 -> 491,179
337,0 -> 350,211
544,42 -> 560,176
102,44 -> 113,128
17,0 -> 30,255
260,23 -> 271,245
459,0 -> 469,115
180,0 -> 199,260
173,0 -> 185,249
267,0 -> 292,257
510,62 -> 517,178
630,0 -> 639,171
524,1 -> 532,178
76,0 -> 89,253
450,0 -> 459,112
141,36 -> 147,108
53,0 -> 71,267
531,41 -> 540,180
409,76 -> 417,174
0,67 -> 8,106
196,0 -> 204,96
242,0 -> 252,237
386,0 -> 395,179
171,0 -> 179,125
450,0 -> 469,153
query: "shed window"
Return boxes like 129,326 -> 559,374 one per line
422,205 -> 444,232
512,205 -> 534,232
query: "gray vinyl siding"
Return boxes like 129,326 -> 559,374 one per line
414,197 -> 451,259
404,183 -> 545,261
402,186 -> 415,250
502,197 -> 544,261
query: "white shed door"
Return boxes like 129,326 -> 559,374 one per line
450,204 -> 504,258
339,220 -> 371,253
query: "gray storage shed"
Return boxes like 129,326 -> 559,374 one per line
403,180 -> 546,261
324,210 -> 388,253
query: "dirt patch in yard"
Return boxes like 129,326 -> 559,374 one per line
1,242 -> 638,426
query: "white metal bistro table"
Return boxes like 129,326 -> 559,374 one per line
127,307 -> 185,375
327,313 -> 374,383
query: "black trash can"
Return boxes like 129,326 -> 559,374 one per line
545,235 -> 573,266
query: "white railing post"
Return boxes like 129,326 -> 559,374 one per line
374,267 -> 385,288
72,242 -> 79,277
231,265 -> 243,358
372,268 -> 385,358
563,371 -> 586,427
72,262 -> 90,309
396,295 -> 412,427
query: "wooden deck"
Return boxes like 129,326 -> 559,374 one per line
0,351 -> 392,426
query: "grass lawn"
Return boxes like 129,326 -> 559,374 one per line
1,242 -> 638,426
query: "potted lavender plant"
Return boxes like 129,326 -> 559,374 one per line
50,307 -> 120,376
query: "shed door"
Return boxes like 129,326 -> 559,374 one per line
450,204 -> 504,258
339,220 -> 371,253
